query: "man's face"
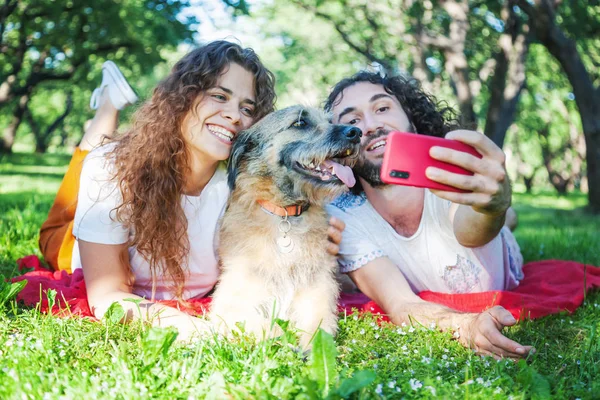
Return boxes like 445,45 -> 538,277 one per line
331,82 -> 413,187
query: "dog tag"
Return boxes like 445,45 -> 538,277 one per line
277,236 -> 294,253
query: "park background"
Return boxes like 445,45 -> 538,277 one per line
0,0 -> 599,398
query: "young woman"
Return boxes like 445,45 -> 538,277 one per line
39,41 -> 344,340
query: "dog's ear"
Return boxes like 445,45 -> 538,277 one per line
227,127 -> 256,190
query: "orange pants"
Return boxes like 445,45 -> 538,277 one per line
39,148 -> 89,272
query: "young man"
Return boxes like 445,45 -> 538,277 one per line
325,71 -> 532,359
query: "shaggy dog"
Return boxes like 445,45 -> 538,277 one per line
209,105 -> 361,348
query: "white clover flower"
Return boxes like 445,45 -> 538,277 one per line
421,356 -> 432,364
353,315 -> 358,321
352,339 -> 356,344
466,379 -> 474,385
430,322 -> 437,329
401,345 -> 408,351
426,386 -> 437,396
476,378 -> 484,384
408,327 -> 415,333
442,354 -> 448,360
396,387 -> 402,392
409,379 -> 423,390
388,380 -> 396,388
375,333 -> 380,339
401,322 -> 407,327
375,384 -> 383,394
370,322 -> 376,327
360,329 -> 365,335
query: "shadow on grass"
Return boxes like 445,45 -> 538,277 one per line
0,170 -> 67,180
0,152 -> 72,167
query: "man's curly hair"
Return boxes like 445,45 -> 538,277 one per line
324,71 -> 460,137
108,41 -> 276,299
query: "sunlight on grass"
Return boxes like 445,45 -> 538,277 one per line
0,153 -> 598,398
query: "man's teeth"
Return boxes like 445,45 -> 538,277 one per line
368,139 -> 386,151
208,125 -> 234,141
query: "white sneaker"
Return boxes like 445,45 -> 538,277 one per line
90,61 -> 138,110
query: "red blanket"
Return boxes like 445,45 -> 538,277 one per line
12,255 -> 600,321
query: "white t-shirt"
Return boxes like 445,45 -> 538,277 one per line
326,190 -> 524,294
72,144 -> 229,300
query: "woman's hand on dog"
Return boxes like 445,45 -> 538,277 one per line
327,216 -> 345,256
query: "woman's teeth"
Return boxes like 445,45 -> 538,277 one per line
208,125 -> 234,141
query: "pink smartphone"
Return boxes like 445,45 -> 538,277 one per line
380,131 -> 482,193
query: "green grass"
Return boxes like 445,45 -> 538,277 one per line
0,152 -> 599,399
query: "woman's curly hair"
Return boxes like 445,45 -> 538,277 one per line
108,41 -> 276,299
324,71 -> 460,137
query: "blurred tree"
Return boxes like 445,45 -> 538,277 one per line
25,90 -> 73,153
508,44 -> 586,195
514,0 -> 600,211
0,0 -> 197,153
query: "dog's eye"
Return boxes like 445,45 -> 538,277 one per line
291,119 -> 307,128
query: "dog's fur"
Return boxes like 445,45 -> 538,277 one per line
209,105 -> 361,348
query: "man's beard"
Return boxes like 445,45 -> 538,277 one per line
354,129 -> 390,188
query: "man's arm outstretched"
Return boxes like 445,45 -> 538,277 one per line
349,257 -> 534,359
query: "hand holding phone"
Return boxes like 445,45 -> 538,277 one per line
380,131 -> 482,193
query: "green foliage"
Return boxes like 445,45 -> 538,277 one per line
515,360 -> 551,399
310,329 -> 338,395
0,0 -> 197,152
140,326 -> 179,370
103,301 -> 126,326
0,277 -> 26,310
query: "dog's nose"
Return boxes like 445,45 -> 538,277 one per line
343,126 -> 362,143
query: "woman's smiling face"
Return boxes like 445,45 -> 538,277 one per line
182,63 -> 257,162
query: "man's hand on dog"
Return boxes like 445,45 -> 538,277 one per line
327,216 -> 345,256
457,306 -> 535,360
426,130 -> 511,217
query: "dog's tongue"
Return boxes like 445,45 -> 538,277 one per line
323,160 -> 356,187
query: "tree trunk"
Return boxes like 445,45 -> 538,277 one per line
27,92 -> 73,153
517,0 -> 600,212
0,94 -> 29,153
440,0 -> 477,129
484,1 -> 530,148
